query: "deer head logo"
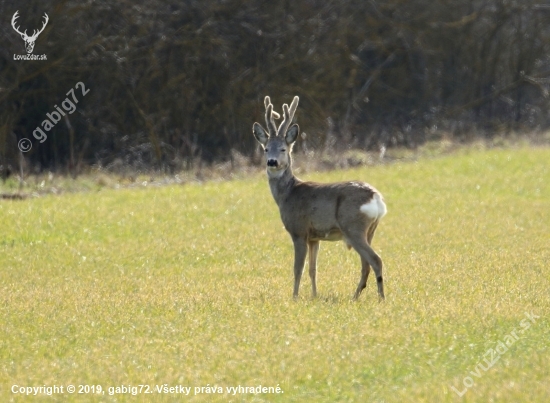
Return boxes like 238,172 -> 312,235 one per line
11,11 -> 49,54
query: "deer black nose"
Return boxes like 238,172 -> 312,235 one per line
267,159 -> 278,167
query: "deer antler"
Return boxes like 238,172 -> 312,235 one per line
264,96 -> 279,137
277,96 -> 299,136
11,11 -> 48,40
11,11 -> 26,37
29,13 -> 49,40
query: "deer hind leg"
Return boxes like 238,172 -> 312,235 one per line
366,220 -> 379,245
308,240 -> 320,298
354,256 -> 371,300
345,227 -> 384,301
291,236 -> 308,298
353,220 -> 379,299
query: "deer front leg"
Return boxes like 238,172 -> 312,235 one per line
308,240 -> 320,298
291,236 -> 308,298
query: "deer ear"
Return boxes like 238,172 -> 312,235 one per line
285,124 -> 299,145
253,123 -> 269,146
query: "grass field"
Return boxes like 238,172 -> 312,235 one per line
1,147 -> 548,402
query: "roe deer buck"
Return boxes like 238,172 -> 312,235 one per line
252,96 -> 387,301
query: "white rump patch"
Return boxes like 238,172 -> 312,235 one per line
360,193 -> 387,220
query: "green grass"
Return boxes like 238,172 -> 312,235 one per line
1,147 -> 548,402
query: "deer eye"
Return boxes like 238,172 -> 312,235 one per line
281,148 -> 286,152
264,148 -> 268,152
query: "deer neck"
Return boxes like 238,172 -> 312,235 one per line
267,163 -> 296,206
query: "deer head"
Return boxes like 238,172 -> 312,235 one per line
253,96 -> 300,177
12,11 -> 49,54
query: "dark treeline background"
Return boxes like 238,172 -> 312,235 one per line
2,0 -> 550,174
